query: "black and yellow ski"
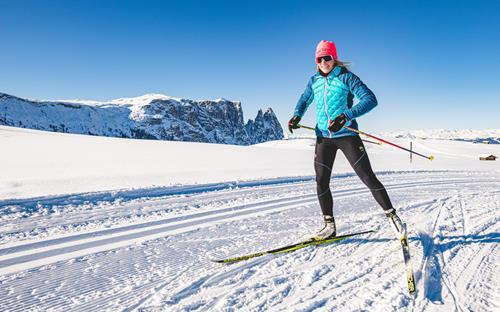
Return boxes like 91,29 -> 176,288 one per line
211,230 -> 375,264
400,234 -> 416,295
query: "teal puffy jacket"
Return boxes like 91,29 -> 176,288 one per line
293,66 -> 377,138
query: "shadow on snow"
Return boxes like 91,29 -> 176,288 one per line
412,232 -> 499,303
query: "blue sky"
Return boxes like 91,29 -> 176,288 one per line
1,0 -> 499,132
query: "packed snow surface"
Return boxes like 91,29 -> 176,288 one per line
1,125 -> 499,311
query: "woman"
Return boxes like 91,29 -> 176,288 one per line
289,40 -> 404,240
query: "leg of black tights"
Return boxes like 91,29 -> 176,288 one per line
314,137 -> 338,216
336,136 -> 394,212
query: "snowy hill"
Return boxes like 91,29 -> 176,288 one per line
0,126 -> 499,311
0,92 -> 284,145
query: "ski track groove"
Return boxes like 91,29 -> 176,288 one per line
3,177 -> 484,273
417,196 -> 453,311
0,172 -> 499,311
1,176 -> 494,245
436,197 -> 467,312
0,181 -> 316,239
0,176 -> 488,266
0,184 -> 315,245
459,198 -> 468,236
0,195 -> 321,269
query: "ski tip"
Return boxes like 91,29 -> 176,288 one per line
209,259 -> 226,264
210,257 -> 247,264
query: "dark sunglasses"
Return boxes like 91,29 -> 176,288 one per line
316,55 -> 333,63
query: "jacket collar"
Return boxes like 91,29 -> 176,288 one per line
315,65 -> 343,79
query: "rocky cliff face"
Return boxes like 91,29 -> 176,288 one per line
245,108 -> 284,144
0,92 -> 284,145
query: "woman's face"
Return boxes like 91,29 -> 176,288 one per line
317,55 -> 335,74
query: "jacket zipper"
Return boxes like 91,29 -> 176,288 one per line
323,76 -> 332,138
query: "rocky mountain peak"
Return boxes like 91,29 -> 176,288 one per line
0,92 -> 284,145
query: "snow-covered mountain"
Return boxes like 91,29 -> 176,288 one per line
0,92 -> 284,145
380,129 -> 500,144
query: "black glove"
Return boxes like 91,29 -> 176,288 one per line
328,113 -> 347,132
288,116 -> 301,133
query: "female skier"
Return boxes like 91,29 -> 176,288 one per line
289,40 -> 405,240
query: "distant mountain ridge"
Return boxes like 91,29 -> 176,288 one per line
380,129 -> 500,144
0,92 -> 284,145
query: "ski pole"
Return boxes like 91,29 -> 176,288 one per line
297,123 -> 434,161
297,124 -> 381,145
343,125 -> 434,161
297,124 -> 315,131
361,139 -> 382,146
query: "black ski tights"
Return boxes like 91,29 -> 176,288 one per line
314,135 -> 393,217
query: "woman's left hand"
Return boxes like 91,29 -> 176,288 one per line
328,114 -> 347,132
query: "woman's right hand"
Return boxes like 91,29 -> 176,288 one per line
288,116 -> 301,133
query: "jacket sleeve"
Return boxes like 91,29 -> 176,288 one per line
293,77 -> 314,117
340,71 -> 377,120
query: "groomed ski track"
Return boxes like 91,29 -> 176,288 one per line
1,171 -> 499,311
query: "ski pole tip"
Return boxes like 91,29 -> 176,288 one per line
429,155 -> 435,161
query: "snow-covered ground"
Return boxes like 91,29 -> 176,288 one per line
1,125 -> 499,311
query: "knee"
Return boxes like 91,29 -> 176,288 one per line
360,174 -> 381,188
316,176 -> 330,191
315,166 -> 331,189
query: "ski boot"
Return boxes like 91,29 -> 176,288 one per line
386,209 -> 406,240
311,215 -> 336,241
